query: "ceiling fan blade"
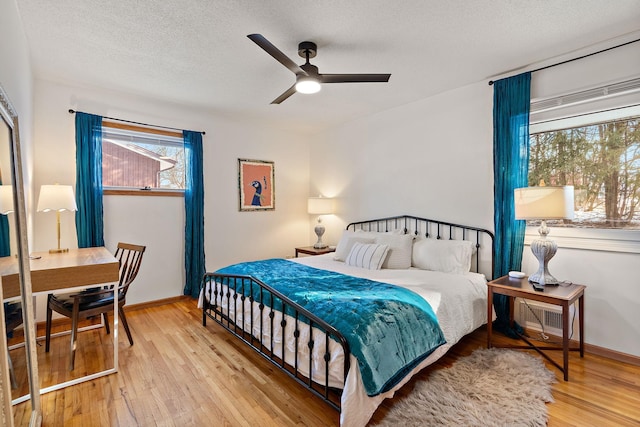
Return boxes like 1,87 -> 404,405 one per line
271,84 -> 297,104
320,74 -> 391,84
247,34 -> 306,76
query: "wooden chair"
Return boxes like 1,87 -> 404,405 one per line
45,242 -> 146,370
4,302 -> 23,388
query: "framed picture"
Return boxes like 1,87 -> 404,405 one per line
238,158 -> 275,211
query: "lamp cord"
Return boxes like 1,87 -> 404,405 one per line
520,298 -> 577,343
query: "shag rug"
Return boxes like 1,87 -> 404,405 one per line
375,348 -> 556,427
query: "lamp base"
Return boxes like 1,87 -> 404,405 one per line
313,221 -> 327,249
528,235 -> 559,286
49,248 -> 69,254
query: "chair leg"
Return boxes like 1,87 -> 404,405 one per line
7,350 -> 17,389
69,303 -> 80,371
45,295 -> 53,353
103,312 -> 111,335
119,307 -> 134,346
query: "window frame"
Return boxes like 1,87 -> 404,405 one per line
101,121 -> 186,196
103,188 -> 184,197
528,99 -> 640,254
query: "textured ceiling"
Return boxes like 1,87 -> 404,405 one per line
15,0 -> 640,133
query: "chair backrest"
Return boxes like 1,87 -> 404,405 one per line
114,242 -> 146,297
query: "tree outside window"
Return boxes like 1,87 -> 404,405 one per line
529,116 -> 640,229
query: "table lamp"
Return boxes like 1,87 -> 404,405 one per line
514,185 -> 574,286
307,196 -> 335,249
37,184 -> 78,253
0,185 -> 14,215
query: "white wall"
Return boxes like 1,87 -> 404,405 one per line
310,43 -> 640,358
309,80 -> 494,251
0,0 -> 34,239
31,80 -> 311,317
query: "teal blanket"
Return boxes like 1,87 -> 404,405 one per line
215,258 -> 445,396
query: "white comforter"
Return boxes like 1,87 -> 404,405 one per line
201,255 -> 487,427
291,254 -> 487,427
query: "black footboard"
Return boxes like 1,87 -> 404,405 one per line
201,273 -> 350,411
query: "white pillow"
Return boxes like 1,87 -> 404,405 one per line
345,242 -> 389,270
411,239 -> 475,274
333,230 -> 375,261
375,233 -> 413,269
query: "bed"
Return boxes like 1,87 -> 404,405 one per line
200,215 -> 494,427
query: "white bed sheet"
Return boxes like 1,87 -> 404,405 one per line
200,255 -> 488,427
291,254 -> 487,427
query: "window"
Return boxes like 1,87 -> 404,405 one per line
101,122 -> 185,191
529,114 -> 640,229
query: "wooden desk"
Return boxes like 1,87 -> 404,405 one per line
1,247 -> 119,404
1,247 -> 119,298
487,275 -> 585,381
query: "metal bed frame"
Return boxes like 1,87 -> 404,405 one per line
347,215 -> 495,279
201,215 -> 494,412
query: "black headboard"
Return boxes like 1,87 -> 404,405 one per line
346,215 -> 495,279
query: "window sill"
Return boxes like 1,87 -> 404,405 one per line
524,226 -> 640,254
103,188 -> 184,197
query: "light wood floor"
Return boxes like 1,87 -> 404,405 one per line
10,298 -> 640,426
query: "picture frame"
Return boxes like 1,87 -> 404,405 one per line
238,158 -> 275,211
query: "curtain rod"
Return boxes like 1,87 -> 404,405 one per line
68,109 -> 205,135
488,37 -> 640,85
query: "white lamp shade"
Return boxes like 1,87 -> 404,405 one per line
0,185 -> 14,215
307,197 -> 334,215
514,186 -> 574,220
37,184 -> 78,212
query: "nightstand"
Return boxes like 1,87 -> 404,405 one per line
487,275 -> 586,381
294,246 -> 335,257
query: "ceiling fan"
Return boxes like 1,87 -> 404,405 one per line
247,34 -> 391,104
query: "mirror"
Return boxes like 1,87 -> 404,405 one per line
0,84 -> 41,424
0,122 -> 15,253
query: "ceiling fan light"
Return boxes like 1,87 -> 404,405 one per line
295,76 -> 321,94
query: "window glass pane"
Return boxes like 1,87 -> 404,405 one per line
102,128 -> 185,190
529,115 -> 640,229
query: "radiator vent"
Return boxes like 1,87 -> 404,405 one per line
516,299 -> 575,337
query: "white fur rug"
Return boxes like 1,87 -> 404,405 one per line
375,348 -> 556,427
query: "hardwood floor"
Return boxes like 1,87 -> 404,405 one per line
10,298 -> 640,426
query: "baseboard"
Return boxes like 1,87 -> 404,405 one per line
21,296 -> 191,334
522,327 -> 640,367
124,295 -> 191,312
584,342 -> 640,366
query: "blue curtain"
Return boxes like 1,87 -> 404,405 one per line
492,72 -> 531,338
75,112 -> 104,248
183,130 -> 205,298
0,214 -> 9,257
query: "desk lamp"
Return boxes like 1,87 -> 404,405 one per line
37,184 -> 78,253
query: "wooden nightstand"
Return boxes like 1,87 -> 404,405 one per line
294,246 -> 335,257
487,275 -> 586,381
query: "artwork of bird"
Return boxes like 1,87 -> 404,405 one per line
250,178 -> 266,206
